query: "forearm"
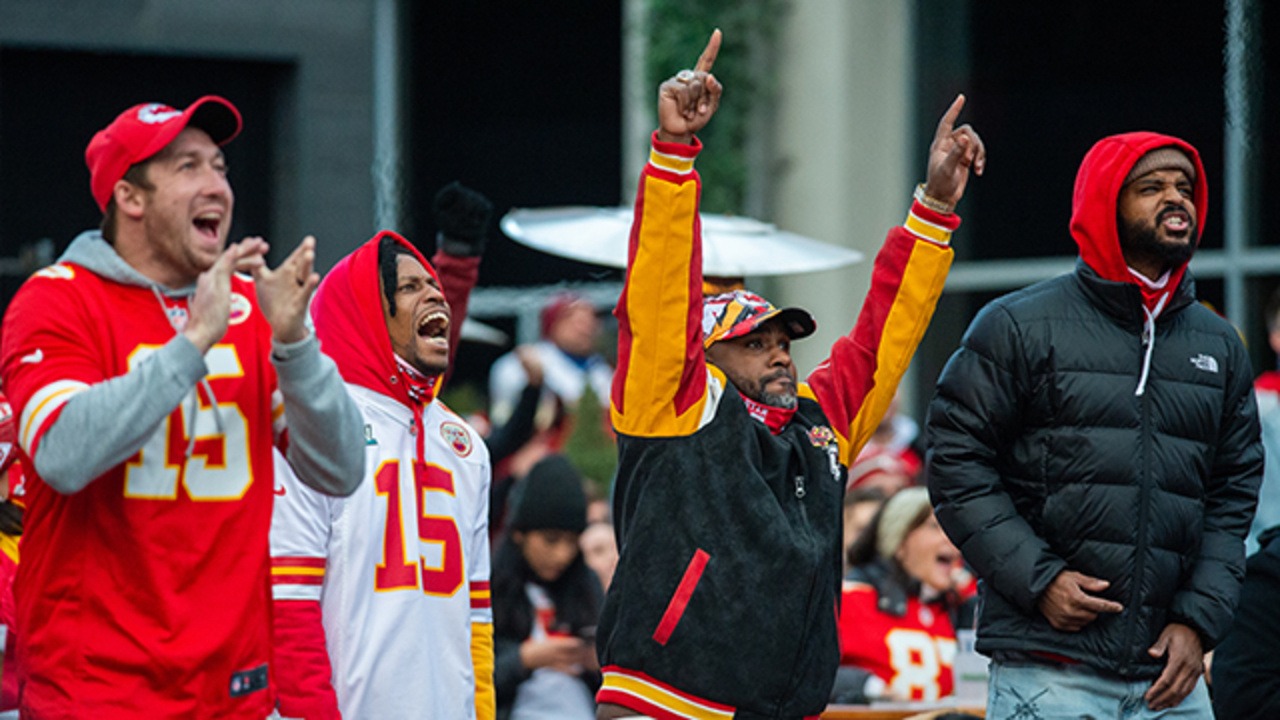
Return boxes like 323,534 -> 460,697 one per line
494,637 -> 532,705
1171,368 -> 1265,646
612,132 -> 708,438
33,336 -> 206,493
484,382 -> 542,464
431,250 -> 481,389
273,599 -> 340,720
275,334 -> 364,497
927,335 -> 1065,613
808,200 -> 956,463
472,622 -> 496,720
929,433 -> 1066,611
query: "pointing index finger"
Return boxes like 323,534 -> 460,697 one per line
935,93 -> 966,142
695,29 -> 722,73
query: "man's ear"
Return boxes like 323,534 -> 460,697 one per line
704,340 -> 722,367
113,180 -> 147,220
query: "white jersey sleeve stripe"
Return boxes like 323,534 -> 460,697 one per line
271,557 -> 327,601
20,380 -> 89,454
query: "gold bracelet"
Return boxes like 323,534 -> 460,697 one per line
914,183 -> 955,215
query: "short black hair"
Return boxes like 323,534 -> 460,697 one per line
378,235 -> 417,316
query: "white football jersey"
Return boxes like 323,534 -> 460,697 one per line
271,384 -> 492,720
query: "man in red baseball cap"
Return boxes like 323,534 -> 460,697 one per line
0,96 -> 366,718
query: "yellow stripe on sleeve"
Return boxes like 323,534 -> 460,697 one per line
471,622 -> 495,720
613,172 -> 711,438
842,240 -> 953,465
649,147 -> 696,175
601,672 -> 734,720
904,209 -> 953,245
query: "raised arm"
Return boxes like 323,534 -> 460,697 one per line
431,180 -> 492,389
805,96 -> 983,464
611,30 -> 724,439
255,236 -> 365,497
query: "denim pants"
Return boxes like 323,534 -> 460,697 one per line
986,659 -> 1212,720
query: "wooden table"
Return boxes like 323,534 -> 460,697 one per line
821,703 -> 985,719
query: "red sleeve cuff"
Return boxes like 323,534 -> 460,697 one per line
909,199 -> 962,230
650,130 -> 703,158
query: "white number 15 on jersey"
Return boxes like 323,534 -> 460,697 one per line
123,345 -> 253,501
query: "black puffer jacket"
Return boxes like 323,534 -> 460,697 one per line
927,132 -> 1262,678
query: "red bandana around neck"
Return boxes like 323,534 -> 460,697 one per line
394,355 -> 440,464
741,395 -> 796,435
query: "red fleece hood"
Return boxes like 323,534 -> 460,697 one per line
1069,132 -> 1208,291
311,230 -> 442,408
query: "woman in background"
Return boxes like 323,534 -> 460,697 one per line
831,487 -> 968,704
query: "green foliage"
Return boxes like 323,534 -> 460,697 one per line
647,0 -> 786,214
438,382 -> 485,418
559,383 -> 618,495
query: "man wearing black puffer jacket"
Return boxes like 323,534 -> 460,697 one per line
928,133 -> 1262,718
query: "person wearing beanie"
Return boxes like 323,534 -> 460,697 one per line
929,132 -> 1261,717
596,30 -> 984,720
831,487 -> 966,704
0,97 -> 366,718
491,455 -> 602,720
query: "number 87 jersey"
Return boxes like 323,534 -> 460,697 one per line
270,383 -> 493,720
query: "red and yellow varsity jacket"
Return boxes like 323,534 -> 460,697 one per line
595,132 -> 957,720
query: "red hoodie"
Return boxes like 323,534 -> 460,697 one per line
272,231 -> 479,719
309,230 -> 445,407
1069,131 -> 1209,313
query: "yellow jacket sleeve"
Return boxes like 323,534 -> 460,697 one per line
471,621 -> 495,720
611,132 -> 719,439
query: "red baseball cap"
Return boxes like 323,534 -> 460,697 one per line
85,95 -> 243,212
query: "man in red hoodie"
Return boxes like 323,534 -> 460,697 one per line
269,230 -> 496,720
929,134 -> 1261,717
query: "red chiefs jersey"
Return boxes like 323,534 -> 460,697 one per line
0,262 -> 280,719
839,579 -> 958,701
0,531 -> 17,711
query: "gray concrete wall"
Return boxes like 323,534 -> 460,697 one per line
0,0 -> 377,271
769,0 -> 915,396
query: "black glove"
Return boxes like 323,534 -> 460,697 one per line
433,181 -> 493,257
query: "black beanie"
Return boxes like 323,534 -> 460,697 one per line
508,455 -> 588,534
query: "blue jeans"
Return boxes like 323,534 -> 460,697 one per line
986,659 -> 1212,720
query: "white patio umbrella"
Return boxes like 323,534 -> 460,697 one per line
459,318 -> 509,346
500,206 -> 862,277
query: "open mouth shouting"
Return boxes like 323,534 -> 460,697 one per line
192,209 -> 224,241
1157,207 -> 1192,237
417,308 -> 450,349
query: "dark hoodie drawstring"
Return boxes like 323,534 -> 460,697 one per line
151,286 -> 224,458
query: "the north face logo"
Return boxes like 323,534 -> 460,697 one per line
1190,354 -> 1219,373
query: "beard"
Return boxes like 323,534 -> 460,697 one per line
1118,208 -> 1196,273
754,369 -> 798,410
